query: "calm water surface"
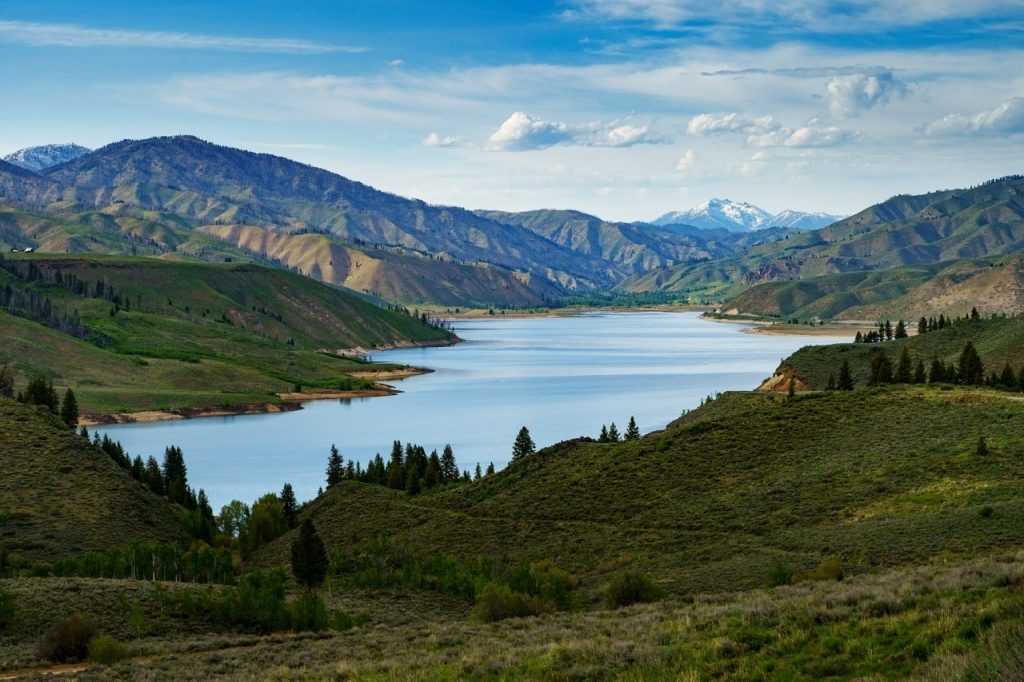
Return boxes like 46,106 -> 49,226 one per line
98,312 -> 847,509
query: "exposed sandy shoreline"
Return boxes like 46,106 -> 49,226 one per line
702,314 -> 868,338
442,304 -> 710,319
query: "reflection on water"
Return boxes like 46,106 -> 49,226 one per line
98,312 -> 847,508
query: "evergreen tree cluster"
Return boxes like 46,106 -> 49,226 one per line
324,441 -> 483,497
597,416 -> 641,443
14,376 -> 79,426
854,319 -> 907,343
829,340 -> 1023,390
82,430 -> 217,542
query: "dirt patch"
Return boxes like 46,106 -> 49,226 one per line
758,365 -> 810,393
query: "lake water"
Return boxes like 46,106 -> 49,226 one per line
97,312 -> 848,510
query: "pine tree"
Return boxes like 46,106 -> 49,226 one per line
386,440 -> 405,489
894,320 -> 908,339
971,306 -> 980,320
325,445 -> 344,488
280,483 -> 298,528
60,388 -> 78,427
405,465 -> 420,495
0,362 -> 13,398
290,518 -> 328,590
424,451 -> 441,488
929,357 -> 946,383
868,352 -> 893,385
826,373 -> 836,390
624,416 -> 640,441
512,426 -> 535,461
440,444 -> 457,483
598,425 -> 608,442
917,317 -> 928,335
957,341 -> 984,385
854,331 -> 863,343
474,463 -> 482,480
999,363 -> 1016,389
894,347 -> 912,383
486,462 -> 495,476
144,456 -> 165,496
913,360 -> 926,384
607,422 -> 620,442
837,359 -> 854,391
884,320 -> 893,341
162,445 -> 189,505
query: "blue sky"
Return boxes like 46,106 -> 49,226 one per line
1,1 -> 1022,220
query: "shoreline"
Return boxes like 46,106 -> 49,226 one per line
701,314 -> 868,338
439,304 -> 711,320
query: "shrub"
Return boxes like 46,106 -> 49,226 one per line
290,591 -> 328,632
767,558 -> 793,587
36,613 -> 97,662
797,557 -> 844,582
604,570 -> 664,608
0,589 -> 15,631
88,635 -> 131,664
980,505 -> 995,518
471,583 -> 548,622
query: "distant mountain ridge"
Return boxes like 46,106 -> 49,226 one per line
3,143 -> 90,172
652,199 -> 842,232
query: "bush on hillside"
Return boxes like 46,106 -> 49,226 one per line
471,583 -> 549,622
0,589 -> 15,631
87,635 -> 131,664
796,557 -> 844,583
36,613 -> 97,662
766,558 -> 793,587
604,570 -> 664,608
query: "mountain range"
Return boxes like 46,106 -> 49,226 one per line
652,198 -> 843,232
0,136 -> 1021,315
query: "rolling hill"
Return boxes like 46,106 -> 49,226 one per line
0,398 -> 183,564
0,254 -> 454,415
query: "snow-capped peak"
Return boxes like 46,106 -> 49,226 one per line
651,199 -> 843,232
3,143 -> 91,172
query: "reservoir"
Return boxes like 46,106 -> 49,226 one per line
98,312 -> 848,509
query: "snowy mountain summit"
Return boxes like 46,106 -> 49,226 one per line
652,198 -> 842,232
3,143 -> 91,172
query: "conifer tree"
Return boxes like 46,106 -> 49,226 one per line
386,440 -> 405,489
60,388 -> 78,427
971,306 -> 980,320
291,518 -> 328,590
929,357 -> 946,383
162,445 -> 189,505
884,320 -> 893,340
854,331 -> 863,343
894,347 -> 912,383
598,425 -> 608,442
999,363 -> 1016,389
607,422 -> 620,442
424,451 -> 441,488
145,456 -> 165,496
624,416 -> 640,441
868,352 -> 893,385
280,483 -> 298,528
405,464 -> 420,495
512,426 -> 535,461
894,320 -> 907,339
913,360 -> 926,384
440,444 -> 457,483
976,435 -> 988,457
917,317 -> 928,335
474,463 -> 482,480
325,445 -> 344,489
957,341 -> 984,385
826,374 -> 836,390
837,359 -> 854,391
486,462 -> 495,476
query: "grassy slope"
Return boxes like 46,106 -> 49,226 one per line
253,385 -> 1024,598
723,254 -> 1024,320
0,255 -> 454,414
775,315 -> 1024,389
0,398 -> 182,564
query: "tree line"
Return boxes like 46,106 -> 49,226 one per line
324,441 -> 494,496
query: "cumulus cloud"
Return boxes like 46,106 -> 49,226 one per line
422,132 -> 463,148
924,97 -> 1024,136
0,19 -> 359,53
487,112 -> 665,151
689,112 -> 857,148
675,149 -> 698,171
686,113 -> 778,136
826,72 -> 907,117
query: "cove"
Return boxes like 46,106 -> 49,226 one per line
97,311 -> 848,509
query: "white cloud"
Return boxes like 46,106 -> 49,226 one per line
686,113 -> 778,136
924,97 -> 1024,136
487,112 -> 665,151
688,112 -> 855,148
564,0 -> 1022,31
826,72 -> 907,117
422,132 -> 463,148
388,59 -> 405,67
0,19 -> 360,53
675,149 -> 698,171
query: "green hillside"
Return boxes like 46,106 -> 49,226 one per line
0,398 -> 183,564
0,254 -> 454,415
766,314 -> 1024,390
622,175 -> 1024,301
253,384 -> 1024,597
721,254 -> 1024,320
